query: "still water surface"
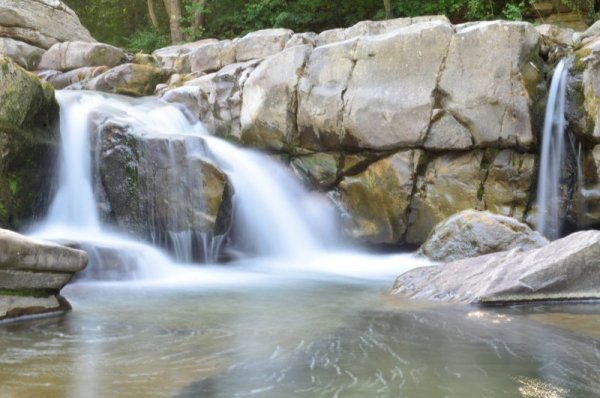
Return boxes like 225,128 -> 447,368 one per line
0,261 -> 599,398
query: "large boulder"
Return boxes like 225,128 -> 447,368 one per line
0,37 -> 44,70
0,228 -> 87,321
438,21 -> 544,150
392,230 -> 600,304
240,45 -> 311,151
0,0 -> 95,49
0,57 -> 58,230
97,120 -> 233,259
38,41 -> 126,71
341,21 -> 453,150
420,210 -> 548,262
297,20 -> 543,152
335,150 -> 422,244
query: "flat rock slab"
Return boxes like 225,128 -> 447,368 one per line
0,294 -> 70,320
0,228 -> 87,321
0,229 -> 87,273
392,230 -> 600,304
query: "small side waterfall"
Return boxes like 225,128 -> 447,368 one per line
536,58 -> 571,240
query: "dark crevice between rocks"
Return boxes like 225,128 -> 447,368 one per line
290,48 -> 312,157
477,149 -> 497,208
401,150 -> 430,243
339,40 -> 360,147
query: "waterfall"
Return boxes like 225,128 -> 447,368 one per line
30,90 -> 338,275
536,58 -> 571,240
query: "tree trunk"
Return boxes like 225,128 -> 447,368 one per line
383,0 -> 392,19
147,0 -> 161,32
163,0 -> 183,44
190,0 -> 207,39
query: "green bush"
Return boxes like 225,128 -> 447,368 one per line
127,29 -> 170,53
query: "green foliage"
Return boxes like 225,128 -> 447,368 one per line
127,29 -> 170,53
63,0 -> 598,51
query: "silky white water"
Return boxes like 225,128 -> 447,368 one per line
29,90 -> 427,281
536,58 -> 571,240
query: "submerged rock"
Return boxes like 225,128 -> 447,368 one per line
392,230 -> 600,304
0,0 -> 95,49
420,210 -> 548,262
0,228 -> 87,321
0,56 -> 58,230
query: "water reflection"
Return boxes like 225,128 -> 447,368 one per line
0,280 -> 599,398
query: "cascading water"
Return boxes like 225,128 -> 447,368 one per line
29,90 -> 426,282
536,58 -> 571,240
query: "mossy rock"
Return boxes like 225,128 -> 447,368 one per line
0,57 -> 58,229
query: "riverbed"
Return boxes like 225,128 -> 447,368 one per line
1,257 -> 598,398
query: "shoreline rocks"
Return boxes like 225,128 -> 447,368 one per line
0,228 -> 87,321
392,230 -> 600,305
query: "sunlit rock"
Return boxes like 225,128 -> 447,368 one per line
405,151 -> 486,244
419,209 -> 548,262
335,150 -> 421,244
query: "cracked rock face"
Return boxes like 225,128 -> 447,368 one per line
160,18 -> 544,245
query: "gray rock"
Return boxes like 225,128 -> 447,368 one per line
315,16 -> 449,46
343,21 -> 453,150
235,28 -> 293,62
40,65 -> 109,89
285,32 -> 316,49
153,39 -> 218,74
38,41 -> 126,71
439,21 -> 543,150
0,228 -> 87,321
296,38 -> 357,150
392,230 -> 600,304
335,150 -> 422,244
81,64 -> 168,97
240,45 -> 311,151
0,37 -> 44,69
0,0 -> 95,49
535,24 -> 578,46
97,120 -> 233,247
424,110 -> 472,150
419,210 -> 548,262
190,40 -> 235,73
405,151 -> 486,244
483,149 -> 536,220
